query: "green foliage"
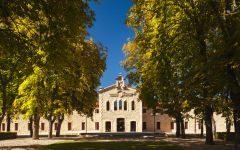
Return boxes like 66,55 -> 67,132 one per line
123,0 -> 240,130
0,132 -> 17,140
216,132 -> 235,141
0,0 -> 107,137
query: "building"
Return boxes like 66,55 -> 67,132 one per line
1,74 -> 233,135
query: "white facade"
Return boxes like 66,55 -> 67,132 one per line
1,74 -> 233,135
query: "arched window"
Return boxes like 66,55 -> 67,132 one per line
119,100 -> 122,110
106,101 -> 110,111
124,101 -> 127,110
114,100 -> 118,111
131,101 -> 135,110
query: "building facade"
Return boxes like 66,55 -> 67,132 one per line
1,74 -> 233,135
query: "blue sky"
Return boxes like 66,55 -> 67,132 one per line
89,0 -> 133,88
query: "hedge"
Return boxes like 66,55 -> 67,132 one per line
0,132 -> 17,140
216,132 -> 235,141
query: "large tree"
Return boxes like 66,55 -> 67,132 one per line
124,0 -> 240,147
208,0 -> 240,149
1,0 -> 106,139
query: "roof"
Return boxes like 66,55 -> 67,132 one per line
98,84 -> 116,93
98,84 -> 136,94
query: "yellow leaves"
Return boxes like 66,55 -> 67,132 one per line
143,49 -> 153,60
37,49 -> 48,64
181,99 -> 190,109
27,3 -> 33,9
122,40 -> 138,55
0,23 -> 7,29
11,16 -> 37,38
231,64 -> 240,69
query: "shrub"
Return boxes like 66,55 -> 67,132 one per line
0,132 -> 17,140
216,132 -> 235,141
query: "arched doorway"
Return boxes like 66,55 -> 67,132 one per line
117,118 -> 125,132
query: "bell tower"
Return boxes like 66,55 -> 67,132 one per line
116,73 -> 125,90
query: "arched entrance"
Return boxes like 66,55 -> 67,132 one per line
117,118 -> 125,132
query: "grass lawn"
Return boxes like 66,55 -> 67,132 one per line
40,140 -> 181,150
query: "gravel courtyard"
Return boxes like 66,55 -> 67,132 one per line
0,138 -> 65,150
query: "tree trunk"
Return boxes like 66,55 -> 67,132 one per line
201,118 -> 204,137
228,89 -> 240,150
204,106 -> 214,145
0,74 -> 7,126
226,113 -> 232,141
48,116 -> 56,139
175,114 -> 181,138
180,117 -> 185,138
48,121 -> 53,139
233,108 -> 240,150
212,117 -> 216,139
228,71 -> 240,150
48,86 -> 58,139
56,114 -> 64,137
194,13 -> 213,144
32,113 -> 40,140
6,114 -> 11,131
29,117 -> 33,137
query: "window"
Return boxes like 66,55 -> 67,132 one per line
157,122 -> 161,130
95,109 -> 99,113
131,101 -> 135,110
143,108 -> 147,113
68,122 -> 72,131
82,122 -> 85,130
114,100 -> 118,111
28,123 -> 31,131
124,101 -> 127,110
105,121 -> 111,132
130,121 -> 136,132
95,122 -> 99,130
185,122 -> 188,129
54,123 -> 58,130
117,118 -> 125,132
171,122 -> 174,129
41,123 -> 44,131
2,123 -> 5,131
142,122 -> 147,130
106,101 -> 110,111
15,123 -> 18,131
119,100 -> 122,110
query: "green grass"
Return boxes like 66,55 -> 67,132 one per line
40,140 -> 181,150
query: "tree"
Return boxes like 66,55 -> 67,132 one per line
0,31 -> 28,131
124,0 -> 239,145
208,1 -> 240,149
2,0 -> 106,139
123,0 -> 193,139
